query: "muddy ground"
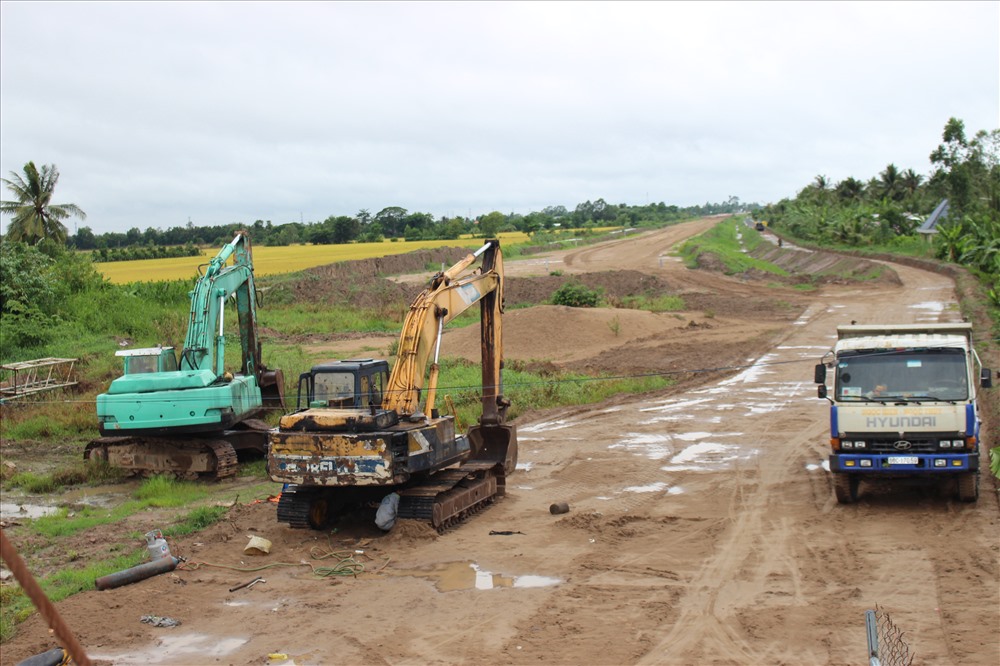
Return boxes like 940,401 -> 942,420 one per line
1,218 -> 998,665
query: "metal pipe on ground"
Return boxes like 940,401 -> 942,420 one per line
95,556 -> 180,591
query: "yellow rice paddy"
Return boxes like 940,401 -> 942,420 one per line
96,233 -> 531,283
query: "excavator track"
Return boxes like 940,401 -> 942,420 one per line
397,462 -> 502,533
276,486 -> 315,529
85,437 -> 239,480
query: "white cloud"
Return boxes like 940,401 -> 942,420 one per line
2,1 -> 997,234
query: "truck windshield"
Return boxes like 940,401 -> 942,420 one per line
835,349 -> 968,401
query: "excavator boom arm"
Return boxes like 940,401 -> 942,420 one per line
382,240 -> 505,418
180,231 -> 262,380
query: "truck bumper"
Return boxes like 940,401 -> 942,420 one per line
829,452 -> 979,474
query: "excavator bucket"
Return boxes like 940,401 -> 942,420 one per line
259,368 -> 286,413
467,423 -> 518,477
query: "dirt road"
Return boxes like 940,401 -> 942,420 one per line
4,219 -> 998,665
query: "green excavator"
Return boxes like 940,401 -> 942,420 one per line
86,231 -> 285,479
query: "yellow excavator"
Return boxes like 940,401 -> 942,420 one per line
267,239 -> 518,531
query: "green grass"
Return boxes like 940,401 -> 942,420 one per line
133,475 -> 209,507
28,476 -> 209,538
0,548 -> 148,642
617,294 -> 686,312
259,304 -> 401,337
0,396 -> 97,441
238,458 -> 268,478
163,505 -> 229,537
3,461 -> 128,494
435,357 -> 673,428
0,474 -> 244,642
679,218 -> 790,276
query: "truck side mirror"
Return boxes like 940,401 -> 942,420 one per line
814,363 -> 827,384
982,368 -> 993,389
817,384 -> 827,399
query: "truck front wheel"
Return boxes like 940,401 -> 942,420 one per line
833,473 -> 859,504
957,473 -> 979,502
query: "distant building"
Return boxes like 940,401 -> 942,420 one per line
916,199 -> 950,236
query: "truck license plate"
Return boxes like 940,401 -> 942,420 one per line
887,456 -> 919,465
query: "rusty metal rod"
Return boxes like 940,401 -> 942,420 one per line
229,576 -> 264,592
0,528 -> 92,666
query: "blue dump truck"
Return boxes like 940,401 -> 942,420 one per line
814,323 -> 993,503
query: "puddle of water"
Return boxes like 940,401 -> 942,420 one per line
667,486 -> 684,495
608,433 -> 673,460
910,301 -> 945,313
622,482 -> 668,494
716,353 -> 778,385
393,561 -> 560,592
516,461 -> 535,472
0,502 -> 59,520
660,442 -> 757,472
1,480 -> 139,521
640,397 -> 713,414
62,483 -> 136,509
673,431 -> 713,441
520,419 -> 577,433
91,633 -> 248,664
639,413 -> 695,425
514,574 -> 562,588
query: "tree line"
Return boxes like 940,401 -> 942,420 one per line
63,197 -> 751,251
756,117 -> 999,285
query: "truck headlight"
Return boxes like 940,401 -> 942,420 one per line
940,440 -> 952,449
853,440 -> 866,450
842,441 -> 853,450
934,459 -> 947,467
859,459 -> 872,467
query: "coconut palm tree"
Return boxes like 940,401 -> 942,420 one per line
836,177 -> 866,202
1,162 -> 86,244
879,163 -> 902,201
900,168 -> 924,196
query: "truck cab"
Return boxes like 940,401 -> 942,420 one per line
815,323 -> 992,503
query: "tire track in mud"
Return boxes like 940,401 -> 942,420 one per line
502,302 -> 836,664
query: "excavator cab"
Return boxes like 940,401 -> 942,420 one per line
294,359 -> 390,411
116,347 -> 178,374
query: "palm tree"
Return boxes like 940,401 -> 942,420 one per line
836,177 -> 866,201
1,162 -> 86,244
879,164 -> 902,201
900,168 -> 924,196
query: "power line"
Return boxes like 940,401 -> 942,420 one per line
0,353 -> 820,407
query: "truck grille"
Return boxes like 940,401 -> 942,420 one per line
847,432 -> 960,454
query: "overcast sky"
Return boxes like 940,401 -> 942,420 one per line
1,1 -> 997,236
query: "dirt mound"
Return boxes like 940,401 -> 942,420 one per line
271,246 -> 472,309
506,271 -> 671,306
441,304 -> 790,378
445,305 -> 684,364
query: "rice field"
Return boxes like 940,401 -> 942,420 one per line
95,233 -> 531,283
